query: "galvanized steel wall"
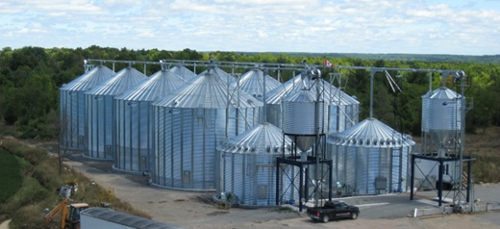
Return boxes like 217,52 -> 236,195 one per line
115,100 -> 152,172
152,107 -> 261,190
328,144 -> 411,194
85,95 -> 115,159
60,90 -> 86,149
422,88 -> 463,132
218,153 -> 297,206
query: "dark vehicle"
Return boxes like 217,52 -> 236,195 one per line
307,201 -> 360,223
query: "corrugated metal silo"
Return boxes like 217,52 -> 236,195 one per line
114,69 -> 187,173
59,65 -> 114,149
421,87 -> 463,157
85,67 -> 147,160
216,122 -> 298,206
232,69 -> 281,100
152,67 -> 263,190
327,118 -> 415,194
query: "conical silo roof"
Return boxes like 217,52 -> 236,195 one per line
198,66 -> 234,83
153,69 -> 262,109
60,65 -> 114,91
424,87 -> 463,100
232,69 -> 281,98
218,122 -> 291,155
115,69 -> 185,101
329,118 -> 415,148
86,67 -> 147,96
170,65 -> 196,81
266,74 -> 303,104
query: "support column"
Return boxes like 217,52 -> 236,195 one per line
438,161 -> 444,207
410,154 -> 415,200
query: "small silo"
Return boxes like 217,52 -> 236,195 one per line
266,75 -> 359,134
232,69 -> 281,100
59,65 -> 114,150
152,67 -> 263,190
421,87 -> 463,157
85,67 -> 147,160
327,118 -> 415,194
114,69 -> 187,173
216,122 -> 297,206
169,64 -> 196,81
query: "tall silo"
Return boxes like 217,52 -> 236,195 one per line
327,118 -> 415,194
59,65 -> 114,149
85,67 -> 147,160
232,69 -> 281,101
170,65 -> 196,81
114,69 -> 186,173
266,75 -> 359,134
216,122 -> 298,206
152,67 -> 263,190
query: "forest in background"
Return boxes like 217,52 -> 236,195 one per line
0,45 -> 499,140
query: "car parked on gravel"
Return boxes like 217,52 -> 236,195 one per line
307,200 -> 360,223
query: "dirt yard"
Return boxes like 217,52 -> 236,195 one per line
63,154 -> 500,229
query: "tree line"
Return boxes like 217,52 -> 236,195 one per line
0,46 -> 499,139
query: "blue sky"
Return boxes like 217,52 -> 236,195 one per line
1,0 -> 499,55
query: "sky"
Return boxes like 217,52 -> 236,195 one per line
1,0 -> 499,55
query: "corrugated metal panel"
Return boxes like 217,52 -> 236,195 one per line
81,207 -> 183,229
114,69 -> 186,173
85,67 -> 147,160
232,69 -> 281,100
60,65 -> 114,149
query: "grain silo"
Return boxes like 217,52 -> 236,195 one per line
216,122 -> 297,206
421,86 -> 463,157
59,65 -> 114,150
327,118 -> 415,194
152,67 -> 263,190
85,66 -> 147,160
266,75 -> 359,134
114,69 -> 187,173
232,69 -> 281,101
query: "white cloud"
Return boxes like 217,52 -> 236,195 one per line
0,0 -> 498,55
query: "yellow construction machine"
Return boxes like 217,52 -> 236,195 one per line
44,198 -> 89,229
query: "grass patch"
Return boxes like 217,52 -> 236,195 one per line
0,150 -> 23,203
